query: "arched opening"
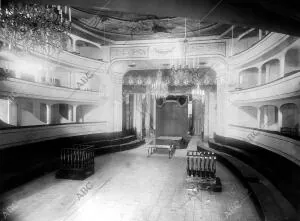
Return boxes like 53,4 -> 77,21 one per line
239,67 -> 258,89
261,59 -> 280,83
284,48 -> 300,74
75,40 -> 101,60
259,105 -> 278,130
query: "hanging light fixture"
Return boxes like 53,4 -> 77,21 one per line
0,1 -> 72,56
192,84 -> 205,102
170,18 -> 205,86
148,69 -> 168,98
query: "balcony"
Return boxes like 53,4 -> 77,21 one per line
0,77 -> 107,104
55,50 -> 108,73
230,33 -> 292,67
230,71 -> 300,104
0,122 -> 108,149
227,125 -> 300,166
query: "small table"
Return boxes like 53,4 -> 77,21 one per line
147,136 -> 181,158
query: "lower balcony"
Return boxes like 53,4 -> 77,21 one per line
0,122 -> 108,149
0,78 -> 107,104
226,124 -> 300,166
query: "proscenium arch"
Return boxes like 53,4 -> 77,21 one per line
108,55 -> 229,83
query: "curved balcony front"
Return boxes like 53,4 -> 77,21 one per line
0,78 -> 107,104
227,125 -> 300,166
48,51 -> 108,73
0,121 -> 108,149
229,33 -> 291,67
230,72 -> 300,105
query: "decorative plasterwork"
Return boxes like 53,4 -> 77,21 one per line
149,44 -> 179,58
110,46 -> 149,60
188,42 -> 226,57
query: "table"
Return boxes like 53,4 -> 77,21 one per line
147,136 -> 182,158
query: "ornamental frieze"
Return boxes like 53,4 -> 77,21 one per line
187,42 -> 226,57
149,45 -> 179,58
110,47 -> 149,60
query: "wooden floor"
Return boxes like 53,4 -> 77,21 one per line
0,140 -> 260,221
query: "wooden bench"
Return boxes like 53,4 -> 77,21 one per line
280,127 -> 298,137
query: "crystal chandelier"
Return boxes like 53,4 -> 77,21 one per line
148,69 -> 168,98
0,1 -> 71,56
192,84 -> 205,102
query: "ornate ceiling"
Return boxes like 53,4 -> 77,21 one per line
71,7 -> 257,42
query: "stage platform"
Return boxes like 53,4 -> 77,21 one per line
0,141 -> 260,221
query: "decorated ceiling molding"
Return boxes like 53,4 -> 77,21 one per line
110,41 -> 227,61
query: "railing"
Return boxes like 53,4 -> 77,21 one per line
0,121 -> 108,149
0,77 -> 106,103
227,124 -> 300,166
230,71 -> 300,104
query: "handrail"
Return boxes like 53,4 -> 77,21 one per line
230,124 -> 300,141
230,70 -> 300,92
0,121 -> 106,131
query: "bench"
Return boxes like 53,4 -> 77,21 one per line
280,127 -> 298,137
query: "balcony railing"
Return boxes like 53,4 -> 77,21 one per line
0,121 -> 108,149
227,124 -> 300,165
230,71 -> 300,104
0,77 -> 106,103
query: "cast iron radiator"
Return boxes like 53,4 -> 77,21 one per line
56,144 -> 95,180
186,150 -> 222,192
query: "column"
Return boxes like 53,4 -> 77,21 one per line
129,94 -> 134,129
145,94 -> 151,137
258,66 -> 262,85
72,39 -> 77,52
192,99 -> 202,135
266,64 -> 270,83
203,92 -> 209,141
125,94 -> 130,130
153,95 -> 156,131
73,105 -> 77,123
257,107 -> 261,128
278,106 -> 283,131
208,91 -> 217,139
7,100 -> 11,124
280,55 -> 285,77
68,105 -> 73,122
111,73 -> 123,132
46,104 -> 52,124
258,29 -> 263,40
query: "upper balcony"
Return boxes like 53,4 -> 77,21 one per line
230,71 -> 300,105
230,43 -> 300,105
0,77 -> 107,104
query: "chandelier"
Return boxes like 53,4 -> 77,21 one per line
148,69 -> 168,97
191,84 -> 205,102
0,1 -> 71,56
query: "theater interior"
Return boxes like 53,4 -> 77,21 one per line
0,0 -> 300,220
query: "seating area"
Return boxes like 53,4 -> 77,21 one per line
280,127 -> 298,137
0,130 -> 144,192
